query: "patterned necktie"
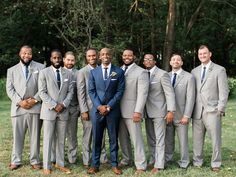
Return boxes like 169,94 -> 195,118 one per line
104,67 -> 108,80
25,65 -> 29,80
56,69 -> 61,89
201,66 -> 206,83
172,73 -> 177,87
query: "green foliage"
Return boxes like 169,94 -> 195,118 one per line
0,78 -> 8,100
228,77 -> 236,98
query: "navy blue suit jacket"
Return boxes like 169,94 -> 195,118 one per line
88,65 -> 125,117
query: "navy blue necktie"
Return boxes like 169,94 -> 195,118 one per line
201,67 -> 206,83
172,73 -> 177,87
56,69 -> 61,89
104,68 -> 108,80
25,65 -> 29,80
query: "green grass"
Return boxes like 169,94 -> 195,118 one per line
0,98 -> 236,177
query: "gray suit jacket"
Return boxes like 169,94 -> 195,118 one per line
146,67 -> 175,118
169,70 -> 195,121
38,66 -> 74,120
120,63 -> 149,118
191,62 -> 229,119
69,68 -> 79,108
6,61 -> 45,117
77,65 -> 93,113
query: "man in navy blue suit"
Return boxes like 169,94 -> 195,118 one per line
87,48 -> 125,175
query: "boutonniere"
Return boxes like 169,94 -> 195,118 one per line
110,72 -> 117,77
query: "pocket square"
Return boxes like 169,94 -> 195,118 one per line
151,81 -> 157,84
33,70 -> 39,74
111,79 -> 117,81
64,79 -> 68,82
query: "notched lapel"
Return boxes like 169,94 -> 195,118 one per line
174,71 -> 184,88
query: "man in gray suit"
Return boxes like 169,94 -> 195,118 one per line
143,53 -> 175,174
38,50 -> 73,174
77,48 -> 107,168
191,45 -> 229,172
6,45 -> 45,170
165,54 -> 195,169
63,51 -> 80,164
119,49 -> 149,175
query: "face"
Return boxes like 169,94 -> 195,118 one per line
99,48 -> 112,65
169,55 -> 183,70
19,47 -> 32,65
86,49 -> 97,65
63,54 -> 75,69
122,50 -> 135,65
50,51 -> 62,69
143,54 -> 156,69
198,47 -> 212,65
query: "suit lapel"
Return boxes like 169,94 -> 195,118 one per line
174,70 -> 184,88
17,63 -> 27,84
150,67 -> 157,82
26,61 -> 35,83
201,62 -> 214,88
60,68 -> 67,92
97,66 -> 106,90
105,65 -> 114,91
49,66 -> 59,90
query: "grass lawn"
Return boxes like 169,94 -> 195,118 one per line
0,98 -> 236,177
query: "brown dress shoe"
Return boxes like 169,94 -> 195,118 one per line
9,164 -> 21,171
135,169 -> 145,175
31,164 -> 42,170
112,167 -> 122,175
212,167 -> 220,172
43,169 -> 52,175
151,168 -> 159,174
87,167 -> 99,174
54,164 -> 71,174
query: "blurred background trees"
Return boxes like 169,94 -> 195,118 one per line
0,0 -> 235,76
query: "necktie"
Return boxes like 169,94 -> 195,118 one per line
104,67 -> 108,80
201,66 -> 206,83
148,71 -> 150,79
124,65 -> 128,73
56,69 -> 61,89
25,65 -> 29,80
172,73 -> 177,87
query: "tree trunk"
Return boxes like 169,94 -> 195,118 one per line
163,0 -> 176,71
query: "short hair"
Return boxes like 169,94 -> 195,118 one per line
198,45 -> 211,51
64,51 -> 75,57
20,45 -> 32,51
170,53 -> 182,60
51,49 -> 62,56
85,48 -> 97,55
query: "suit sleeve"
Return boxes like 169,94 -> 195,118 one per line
38,70 -> 57,110
88,70 -> 102,109
217,67 -> 229,112
77,70 -> 89,113
134,70 -> 149,113
6,69 -> 22,105
107,70 -> 125,108
32,64 -> 46,101
183,75 -> 195,118
161,72 -> 176,112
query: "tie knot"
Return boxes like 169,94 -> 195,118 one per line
173,72 -> 177,76
56,69 -> 59,73
203,66 -> 206,70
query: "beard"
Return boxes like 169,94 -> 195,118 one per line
20,58 -> 32,66
51,61 -> 62,69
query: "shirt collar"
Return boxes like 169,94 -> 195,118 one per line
51,66 -> 61,72
172,68 -> 182,75
148,65 -> 157,75
201,60 -> 212,70
88,64 -> 97,69
122,63 -> 135,71
101,63 -> 111,70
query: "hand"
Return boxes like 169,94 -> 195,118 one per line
165,111 -> 174,124
18,100 -> 32,109
81,112 -> 90,121
26,98 -> 37,107
132,112 -> 142,123
180,116 -> 189,125
54,103 -> 65,113
97,105 -> 108,116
